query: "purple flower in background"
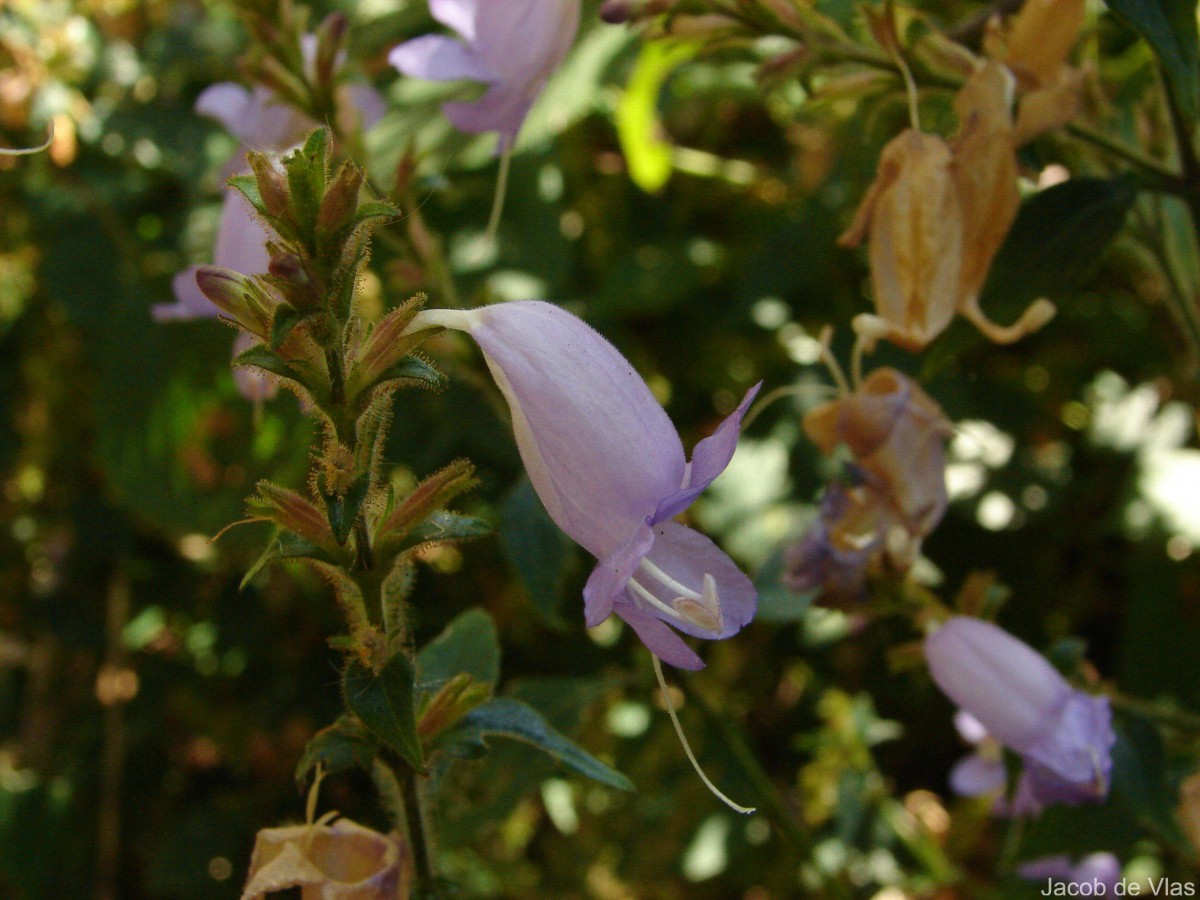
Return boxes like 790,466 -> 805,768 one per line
1017,854 -> 1122,895
948,710 -> 1044,818
408,301 -> 759,669
389,0 -> 581,150
153,190 -> 277,402
196,35 -> 385,159
926,617 -> 1115,808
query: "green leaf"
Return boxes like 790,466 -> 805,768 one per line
343,653 -> 424,770
449,698 -> 634,791
285,128 -> 330,243
294,716 -> 378,787
227,174 -> 297,243
326,201 -> 400,253
270,303 -> 309,350
355,356 -> 446,409
615,41 -> 699,193
382,511 -> 493,557
241,529 -> 345,589
321,471 -> 373,546
417,609 -> 500,694
1105,0 -> 1200,122
499,479 -> 572,627
980,175 -> 1137,310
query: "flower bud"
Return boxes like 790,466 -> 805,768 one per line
925,617 -> 1114,806
194,265 -> 273,338
599,0 -> 632,23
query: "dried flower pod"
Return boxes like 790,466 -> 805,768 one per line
242,818 -> 410,899
838,130 -> 963,351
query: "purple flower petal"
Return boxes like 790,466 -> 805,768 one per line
345,83 -> 388,132
388,35 -> 497,84
194,83 -> 256,138
393,0 -> 579,147
213,190 -> 273,277
949,750 -> 1006,797
465,301 -> 685,558
153,266 -> 217,322
583,523 -> 653,628
617,605 -> 704,671
652,383 -> 761,523
926,617 -> 1072,749
620,520 -> 755,641
431,0 -> 477,40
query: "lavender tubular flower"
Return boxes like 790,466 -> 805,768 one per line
925,617 -> 1115,807
408,301 -> 759,669
389,0 -> 581,150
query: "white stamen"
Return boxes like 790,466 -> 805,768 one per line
628,576 -> 688,623
629,566 -> 723,633
639,557 -> 702,601
651,653 -> 755,815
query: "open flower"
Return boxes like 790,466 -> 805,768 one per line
926,617 -> 1115,808
389,0 -> 581,150
242,818 -> 410,899
407,301 -> 758,669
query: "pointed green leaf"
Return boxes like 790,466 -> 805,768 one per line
980,175 -> 1137,311
1105,0 -> 1200,122
241,529 -> 345,589
500,479 -> 573,628
417,609 -> 500,694
270,303 -> 309,349
295,716 -> 378,787
448,698 -> 633,791
343,653 -> 424,770
615,41 -> 699,193
321,471 -> 373,546
227,174 -> 297,243
382,511 -> 492,557
285,128 -> 330,244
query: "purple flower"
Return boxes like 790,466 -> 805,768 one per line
1017,853 -> 1122,895
389,0 -> 581,150
949,710 -> 1044,818
409,301 -> 759,668
196,35 -> 385,158
154,190 -> 278,403
926,617 -> 1115,808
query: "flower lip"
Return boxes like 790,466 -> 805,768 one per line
389,0 -> 582,148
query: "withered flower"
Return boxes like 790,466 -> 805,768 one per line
841,63 -> 1055,350
788,368 -> 952,602
838,129 -> 962,351
242,818 -> 410,900
990,0 -> 1087,142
